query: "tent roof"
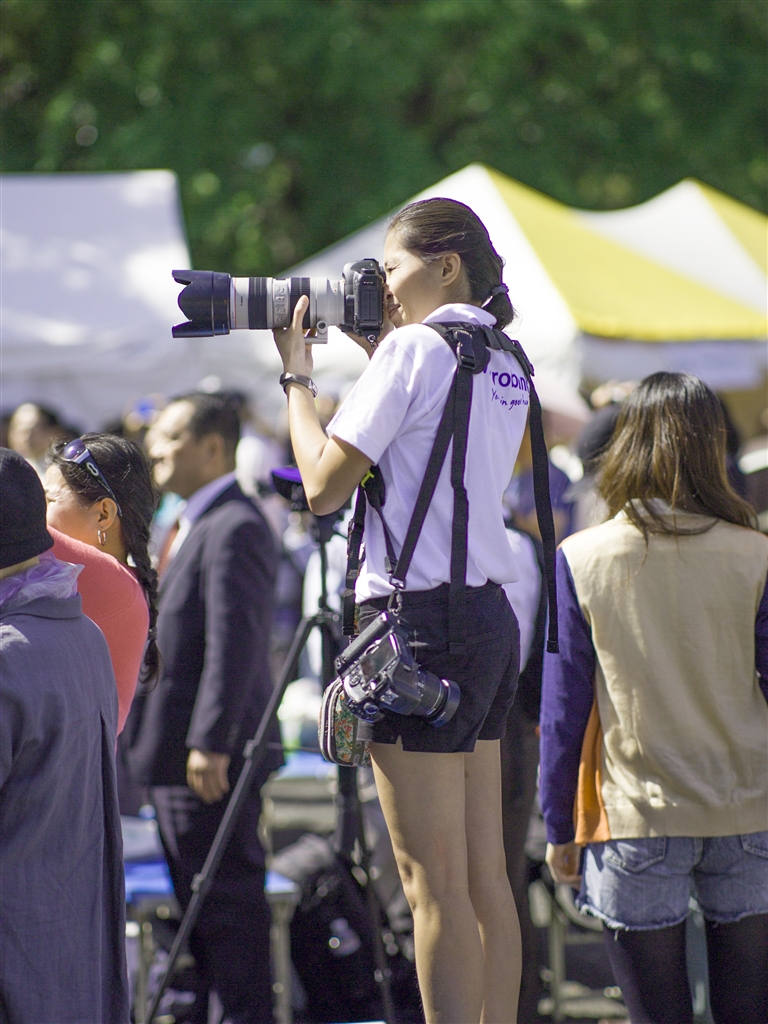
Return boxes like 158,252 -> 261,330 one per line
490,170 -> 767,341
695,181 -> 767,275
0,171 -> 198,428
292,165 -> 767,346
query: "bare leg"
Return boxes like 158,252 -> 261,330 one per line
466,740 -> 521,1023
371,740 -> 484,1024
371,739 -> 520,1023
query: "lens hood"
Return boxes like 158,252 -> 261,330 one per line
172,270 -> 231,338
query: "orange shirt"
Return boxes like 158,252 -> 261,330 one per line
50,528 -> 149,735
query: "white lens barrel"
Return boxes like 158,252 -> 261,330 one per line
231,278 -> 250,330
229,276 -> 345,335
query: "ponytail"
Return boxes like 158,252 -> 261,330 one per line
482,282 -> 514,331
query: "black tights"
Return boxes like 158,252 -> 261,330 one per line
602,912 -> 768,1024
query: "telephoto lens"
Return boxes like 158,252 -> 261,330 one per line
172,259 -> 385,344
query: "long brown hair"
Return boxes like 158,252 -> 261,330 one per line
598,372 -> 756,538
388,198 -> 515,328
50,433 -> 160,683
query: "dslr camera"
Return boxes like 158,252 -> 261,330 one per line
335,610 -> 460,729
172,259 -> 386,344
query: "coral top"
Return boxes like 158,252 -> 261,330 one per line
50,528 -> 149,735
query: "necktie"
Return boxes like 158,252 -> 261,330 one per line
157,519 -> 180,578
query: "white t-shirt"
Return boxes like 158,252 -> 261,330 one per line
328,303 -> 530,600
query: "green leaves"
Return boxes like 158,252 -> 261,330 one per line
2,0 -> 765,275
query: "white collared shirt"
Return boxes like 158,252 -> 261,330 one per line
167,471 -> 238,562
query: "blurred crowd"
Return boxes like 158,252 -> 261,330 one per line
4,375 -> 766,578
4,381 -> 766,781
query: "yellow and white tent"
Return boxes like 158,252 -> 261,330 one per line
295,164 -> 767,396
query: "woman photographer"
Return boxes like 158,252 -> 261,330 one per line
274,198 -> 530,1023
540,373 -> 768,1024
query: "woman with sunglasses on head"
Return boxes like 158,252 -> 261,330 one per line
273,198 -> 532,1023
43,434 -> 158,734
540,373 -> 768,1024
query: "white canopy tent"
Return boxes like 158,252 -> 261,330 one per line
0,170 -> 292,430
1,171 -> 198,428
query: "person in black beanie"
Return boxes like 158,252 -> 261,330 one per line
0,448 -> 129,1023
0,445 -> 55,568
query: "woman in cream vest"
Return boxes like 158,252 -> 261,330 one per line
539,373 -> 767,1024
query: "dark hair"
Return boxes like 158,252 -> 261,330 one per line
217,389 -> 250,423
598,372 -> 756,538
388,198 -> 515,328
171,391 -> 241,457
30,404 -> 61,429
577,402 -> 622,475
50,433 -> 160,683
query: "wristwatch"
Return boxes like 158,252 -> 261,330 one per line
279,372 -> 318,398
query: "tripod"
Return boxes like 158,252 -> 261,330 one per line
145,509 -> 397,1024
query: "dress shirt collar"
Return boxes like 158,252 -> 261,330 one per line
181,471 -> 238,526
422,303 -> 497,327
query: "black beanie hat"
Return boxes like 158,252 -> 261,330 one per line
0,448 -> 54,570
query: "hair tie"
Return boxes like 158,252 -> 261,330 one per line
482,283 -> 509,307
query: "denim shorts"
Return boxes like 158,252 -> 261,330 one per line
578,832 -> 768,930
356,581 -> 520,753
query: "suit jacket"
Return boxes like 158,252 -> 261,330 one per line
127,482 -> 283,787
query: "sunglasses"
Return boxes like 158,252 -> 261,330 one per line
61,438 -> 123,516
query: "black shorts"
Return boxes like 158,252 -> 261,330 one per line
357,580 -> 520,754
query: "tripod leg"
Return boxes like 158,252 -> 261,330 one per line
336,766 -> 361,860
145,614 -> 319,1023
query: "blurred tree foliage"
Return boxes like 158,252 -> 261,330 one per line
2,0 -> 765,275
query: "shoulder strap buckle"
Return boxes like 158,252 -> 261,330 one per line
455,330 -> 477,370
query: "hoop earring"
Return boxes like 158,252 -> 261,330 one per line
97,529 -> 107,547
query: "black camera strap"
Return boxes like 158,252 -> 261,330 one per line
342,323 -> 559,654
427,323 -> 558,655
393,348 -> 476,653
342,353 -> 471,645
343,468 -> 391,636
452,323 -> 558,654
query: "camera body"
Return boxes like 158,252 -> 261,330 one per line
172,259 -> 385,344
335,611 -> 460,729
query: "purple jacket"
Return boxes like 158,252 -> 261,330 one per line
0,558 -> 129,1022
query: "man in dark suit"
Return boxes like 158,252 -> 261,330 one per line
128,392 -> 282,1024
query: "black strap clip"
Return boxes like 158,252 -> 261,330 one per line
455,330 -> 477,370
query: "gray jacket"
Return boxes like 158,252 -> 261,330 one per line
0,591 -> 129,1023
